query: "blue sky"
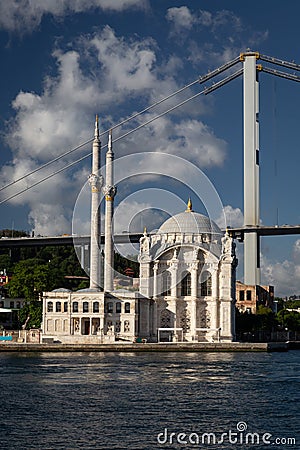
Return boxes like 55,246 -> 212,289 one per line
0,0 -> 300,296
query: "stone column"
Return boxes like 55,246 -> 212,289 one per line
103,130 -> 116,292
189,298 -> 197,341
89,115 -> 103,289
170,260 -> 178,297
153,262 -> 159,298
191,263 -> 198,298
152,301 -> 158,339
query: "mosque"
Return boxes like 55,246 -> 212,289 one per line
41,118 -> 238,343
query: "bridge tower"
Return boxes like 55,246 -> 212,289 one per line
242,52 -> 261,285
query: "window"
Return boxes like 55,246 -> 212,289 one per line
181,272 -> 191,296
162,271 -> 171,296
56,302 -> 61,312
72,302 -> 78,313
108,302 -> 113,313
16,301 -> 20,309
116,302 -> 121,313
124,320 -> 130,332
125,302 -> 130,313
64,302 -> 68,312
239,290 -> 245,301
246,307 -> 252,314
115,321 -> 121,333
0,301 -> 3,308
200,271 -> 212,297
10,301 -> 14,308
47,301 -> 53,312
83,302 -> 89,313
93,302 -> 99,313
246,290 -> 252,301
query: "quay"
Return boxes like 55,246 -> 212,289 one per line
0,342 -> 289,352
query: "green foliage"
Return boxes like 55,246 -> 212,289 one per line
8,259 -> 53,300
285,299 -> 300,309
114,252 -> 139,277
276,309 -> 300,331
0,254 -> 13,273
18,301 -> 42,330
237,306 -> 300,333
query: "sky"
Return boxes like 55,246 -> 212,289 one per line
0,0 -> 300,296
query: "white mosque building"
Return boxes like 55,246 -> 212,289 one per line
41,118 -> 237,343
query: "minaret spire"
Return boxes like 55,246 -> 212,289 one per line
94,114 -> 99,139
89,115 -> 103,289
103,128 -> 116,292
185,197 -> 193,212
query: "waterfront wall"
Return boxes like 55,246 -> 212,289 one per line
0,342 -> 289,352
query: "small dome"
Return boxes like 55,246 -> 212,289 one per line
158,211 -> 221,235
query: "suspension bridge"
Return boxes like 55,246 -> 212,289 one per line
1,51 -> 300,285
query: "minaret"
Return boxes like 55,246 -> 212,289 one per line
103,129 -> 116,292
88,115 -> 103,289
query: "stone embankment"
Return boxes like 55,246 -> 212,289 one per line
0,342 -> 289,352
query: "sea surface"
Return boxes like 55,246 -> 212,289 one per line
0,351 -> 299,450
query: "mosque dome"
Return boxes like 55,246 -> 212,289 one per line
158,199 -> 222,236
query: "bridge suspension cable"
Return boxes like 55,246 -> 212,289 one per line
0,77 -> 202,195
0,68 -> 243,206
2,52 -> 299,206
0,55 -> 242,197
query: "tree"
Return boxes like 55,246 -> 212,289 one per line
8,258 -> 55,301
276,310 -> 300,332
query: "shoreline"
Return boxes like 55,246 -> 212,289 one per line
0,342 -> 291,352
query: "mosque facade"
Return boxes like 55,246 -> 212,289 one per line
41,119 -> 237,343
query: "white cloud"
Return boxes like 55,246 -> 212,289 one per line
166,7 -> 242,35
166,6 -> 268,71
1,25 -> 228,235
261,239 -> 300,297
0,0 -> 148,33
166,6 -> 196,31
216,205 -> 244,229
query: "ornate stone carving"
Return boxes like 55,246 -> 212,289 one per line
103,184 -> 117,199
179,310 -> 191,332
160,309 -> 171,327
140,231 -> 150,254
88,173 -> 103,192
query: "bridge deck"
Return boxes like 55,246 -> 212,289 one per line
1,226 -> 300,248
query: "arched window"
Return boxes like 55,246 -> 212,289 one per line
200,271 -> 212,296
181,272 -> 191,296
93,302 -> 99,313
56,302 -> 61,313
64,302 -> 68,312
47,301 -> 53,312
116,302 -> 121,313
83,302 -> 89,313
125,302 -> 130,313
162,271 -> 171,296
72,302 -> 78,313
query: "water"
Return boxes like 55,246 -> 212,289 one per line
0,351 -> 299,450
